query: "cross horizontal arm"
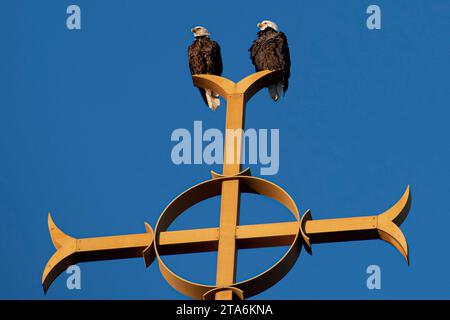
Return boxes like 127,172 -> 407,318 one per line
43,186 -> 410,292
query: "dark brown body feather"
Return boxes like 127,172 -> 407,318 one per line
188,36 -> 223,105
249,28 -> 291,93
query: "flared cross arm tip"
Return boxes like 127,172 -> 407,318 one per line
42,213 -> 77,293
192,70 -> 284,103
42,214 -> 154,293
377,185 -> 411,264
303,185 -> 411,264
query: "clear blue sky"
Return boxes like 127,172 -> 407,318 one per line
1,0 -> 449,299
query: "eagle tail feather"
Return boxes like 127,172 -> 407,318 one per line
268,82 -> 283,102
205,89 -> 220,111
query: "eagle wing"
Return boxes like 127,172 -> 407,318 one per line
207,40 -> 223,75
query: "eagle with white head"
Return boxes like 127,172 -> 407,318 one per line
249,20 -> 291,101
188,26 -> 223,110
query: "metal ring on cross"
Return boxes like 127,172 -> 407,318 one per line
152,174 -> 308,300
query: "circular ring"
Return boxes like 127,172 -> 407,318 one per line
153,175 -> 302,300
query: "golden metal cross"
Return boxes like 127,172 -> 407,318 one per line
42,71 -> 411,300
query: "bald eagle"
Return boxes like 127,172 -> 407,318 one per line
188,26 -> 223,110
249,20 -> 291,101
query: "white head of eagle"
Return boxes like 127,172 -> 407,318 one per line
257,20 -> 279,32
191,26 -> 210,38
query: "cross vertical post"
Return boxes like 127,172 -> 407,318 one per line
215,93 -> 245,300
